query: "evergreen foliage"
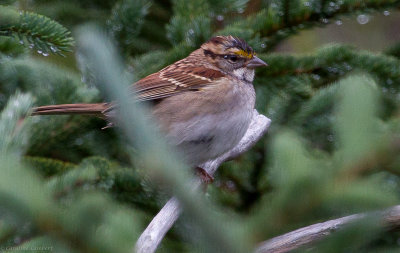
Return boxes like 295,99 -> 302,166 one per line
1,0 -> 400,252
0,5 -> 74,56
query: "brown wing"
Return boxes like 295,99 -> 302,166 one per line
132,65 -> 225,101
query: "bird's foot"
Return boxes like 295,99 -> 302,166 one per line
195,167 -> 214,184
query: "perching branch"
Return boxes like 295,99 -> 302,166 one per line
135,110 -> 271,253
255,205 -> 400,253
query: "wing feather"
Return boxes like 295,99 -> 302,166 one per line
132,65 -> 224,101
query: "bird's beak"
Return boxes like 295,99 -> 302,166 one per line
247,56 -> 268,68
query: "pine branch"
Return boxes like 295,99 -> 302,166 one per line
0,57 -> 103,160
261,45 -> 400,81
108,0 -> 152,55
0,5 -> 74,56
385,41 -> 400,59
245,76 -> 400,246
219,0 -> 400,51
0,92 -> 33,154
134,1 -> 400,78
257,45 -> 400,111
166,0 -> 212,47
31,156 -> 157,212
0,154 -> 139,253
24,156 -> 74,177
0,36 -> 25,56
0,160 -> 139,253
252,45 -> 400,135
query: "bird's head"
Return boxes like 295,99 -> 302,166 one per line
200,35 -> 267,82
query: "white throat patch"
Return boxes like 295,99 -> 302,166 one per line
232,68 -> 255,83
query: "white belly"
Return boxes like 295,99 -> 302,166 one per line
157,82 -> 256,167
176,107 -> 253,166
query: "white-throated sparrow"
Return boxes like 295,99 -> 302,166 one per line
33,35 -> 267,169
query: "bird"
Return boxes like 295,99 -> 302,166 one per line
32,35 -> 267,180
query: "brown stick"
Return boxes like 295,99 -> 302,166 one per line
135,110 -> 271,253
255,205 -> 400,253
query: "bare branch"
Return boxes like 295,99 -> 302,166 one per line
135,110 -> 271,253
255,205 -> 400,253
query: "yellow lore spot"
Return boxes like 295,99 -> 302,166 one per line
234,49 -> 254,59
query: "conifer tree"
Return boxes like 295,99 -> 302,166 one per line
1,0 -> 400,252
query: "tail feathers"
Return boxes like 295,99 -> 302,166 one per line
32,103 -> 109,116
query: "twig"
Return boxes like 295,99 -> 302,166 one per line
255,205 -> 400,253
135,110 -> 271,253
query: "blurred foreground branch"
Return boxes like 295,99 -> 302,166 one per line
255,205 -> 400,253
135,110 -> 271,253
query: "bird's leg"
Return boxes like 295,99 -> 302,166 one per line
195,167 -> 214,185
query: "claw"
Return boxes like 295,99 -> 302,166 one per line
101,122 -> 113,130
195,167 -> 214,184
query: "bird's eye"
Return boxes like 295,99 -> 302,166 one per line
224,55 -> 238,62
228,55 -> 238,62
